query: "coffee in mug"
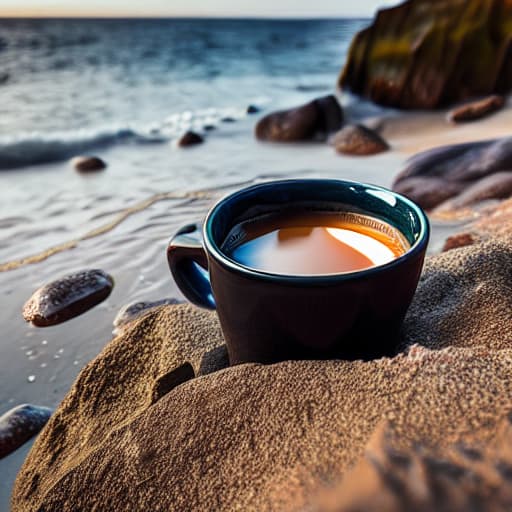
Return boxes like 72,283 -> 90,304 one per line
221,210 -> 410,275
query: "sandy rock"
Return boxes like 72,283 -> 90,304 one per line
255,95 -> 343,142
331,124 -> 389,156
12,239 -> 512,511
339,0 -> 512,109
0,405 -> 52,459
393,137 -> 512,210
71,156 -> 107,173
22,269 -> 114,327
178,131 -> 203,147
448,94 -> 505,123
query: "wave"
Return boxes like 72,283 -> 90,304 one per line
0,127 -> 166,170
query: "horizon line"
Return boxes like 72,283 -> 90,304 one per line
0,13 -> 372,20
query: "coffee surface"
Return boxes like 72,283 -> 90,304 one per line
223,211 -> 409,275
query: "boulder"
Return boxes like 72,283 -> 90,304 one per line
393,137 -> 512,210
71,156 -> 106,173
22,269 -> 114,327
12,238 -> 512,511
255,95 -> 343,142
178,131 -> 204,147
339,0 -> 512,109
448,94 -> 506,123
331,124 -> 389,156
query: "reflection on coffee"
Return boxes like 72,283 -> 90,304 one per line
223,211 -> 410,275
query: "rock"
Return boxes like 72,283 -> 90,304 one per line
23,269 -> 114,327
393,137 -> 512,210
255,95 -> 343,142
442,232 -> 476,252
339,0 -> 512,109
221,116 -> 236,123
178,131 -> 203,147
435,171 -> 512,211
246,105 -> 260,114
448,94 -> 505,123
0,72 -> 9,85
12,239 -> 512,510
71,156 -> 106,173
393,176 -> 464,211
203,124 -> 216,131
0,405 -> 52,459
330,124 -> 389,156
113,298 -> 184,333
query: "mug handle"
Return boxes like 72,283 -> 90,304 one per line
167,224 -> 216,310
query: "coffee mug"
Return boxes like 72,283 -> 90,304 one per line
167,179 -> 429,364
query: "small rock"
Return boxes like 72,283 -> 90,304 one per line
203,124 -> 216,131
331,124 -> 389,156
71,156 -> 107,173
221,117 -> 236,123
113,298 -> 184,333
0,404 -> 52,459
23,269 -> 114,327
448,95 -> 505,123
442,233 -> 475,252
178,131 -> 204,147
246,105 -> 260,114
255,94 -> 343,142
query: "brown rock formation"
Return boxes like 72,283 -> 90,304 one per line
448,94 -> 506,123
339,0 -> 512,109
330,124 -> 389,156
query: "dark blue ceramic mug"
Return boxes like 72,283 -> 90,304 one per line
168,179 -> 429,365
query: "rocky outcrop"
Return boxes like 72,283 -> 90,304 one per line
330,124 -> 389,156
393,137 -> 512,210
448,94 -> 506,123
255,95 -> 343,142
12,238 -> 512,511
339,0 -> 512,109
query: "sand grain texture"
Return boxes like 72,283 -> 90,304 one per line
11,238 -> 512,511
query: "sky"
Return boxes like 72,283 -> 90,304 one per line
0,0 -> 399,18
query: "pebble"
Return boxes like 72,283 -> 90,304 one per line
71,156 -> 107,173
113,298 -> 183,333
27,376 -> 35,383
0,404 -> 52,459
177,130 -> 204,147
22,269 -> 114,327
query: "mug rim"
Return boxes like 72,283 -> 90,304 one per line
203,178 -> 429,283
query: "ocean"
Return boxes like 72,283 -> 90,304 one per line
0,17 -> 410,506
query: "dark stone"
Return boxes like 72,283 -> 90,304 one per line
339,0 -> 512,109
448,95 -> 505,123
331,124 -> 389,156
203,124 -> 216,131
221,117 -> 236,123
0,72 -> 9,85
23,269 -> 114,327
0,404 -> 52,459
178,131 -> 204,147
246,105 -> 260,114
393,137 -> 512,210
72,156 -> 107,173
255,95 -> 343,142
